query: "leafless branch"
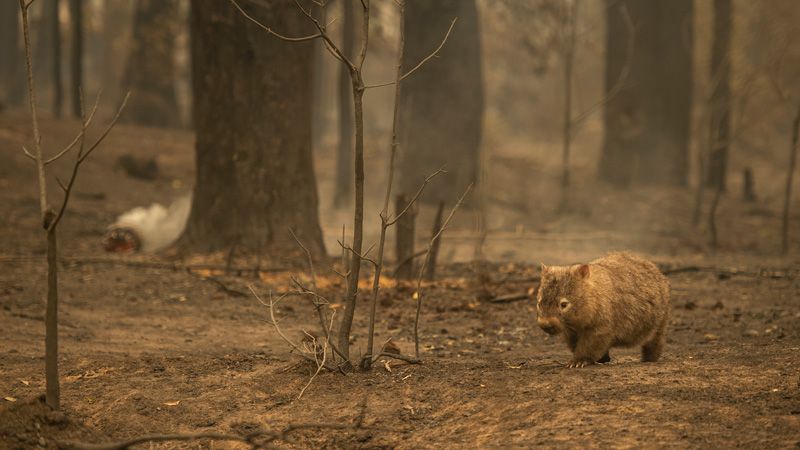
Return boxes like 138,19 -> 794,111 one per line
43,91 -> 101,165
289,228 -> 317,291
249,286 -> 339,371
338,240 -> 377,267
229,0 -> 322,42
362,0 -> 406,370
376,352 -> 422,364
48,92 -> 129,232
364,18 -> 457,89
297,309 -> 335,399
386,168 -> 445,226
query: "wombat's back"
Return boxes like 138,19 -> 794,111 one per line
590,252 -> 670,347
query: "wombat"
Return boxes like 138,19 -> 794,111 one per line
535,252 -> 670,368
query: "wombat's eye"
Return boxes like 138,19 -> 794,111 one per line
559,298 -> 570,310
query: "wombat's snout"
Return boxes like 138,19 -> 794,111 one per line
538,318 -> 560,335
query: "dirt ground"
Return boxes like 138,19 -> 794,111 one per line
1,113 -> 799,449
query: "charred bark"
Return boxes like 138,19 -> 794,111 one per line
181,0 -> 325,259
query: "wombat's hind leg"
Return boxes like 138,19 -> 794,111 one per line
641,319 -> 666,362
597,352 -> 611,364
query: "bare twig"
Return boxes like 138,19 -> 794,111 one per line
43,91 -> 101,165
376,352 -> 421,364
297,309 -> 335,399
386,169 -> 445,226
364,18 -> 457,90
249,286 -> 339,372
229,0 -> 322,42
413,184 -> 472,358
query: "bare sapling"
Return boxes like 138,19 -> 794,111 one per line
18,0 -> 128,410
231,0 -> 456,369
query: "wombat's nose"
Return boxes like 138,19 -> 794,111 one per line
539,325 -> 558,335
539,323 -> 559,335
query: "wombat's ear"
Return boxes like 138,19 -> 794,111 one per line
576,264 -> 590,278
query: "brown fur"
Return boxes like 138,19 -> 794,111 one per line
535,252 -> 670,368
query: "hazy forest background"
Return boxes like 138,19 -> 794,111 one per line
1,0 -> 799,448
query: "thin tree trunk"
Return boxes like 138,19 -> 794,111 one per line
21,0 -> 58,410
333,0 -> 355,208
69,0 -> 82,117
338,76 -> 365,361
45,228 -> 60,410
336,0 -> 370,363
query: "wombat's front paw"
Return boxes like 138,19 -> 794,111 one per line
567,359 -> 594,368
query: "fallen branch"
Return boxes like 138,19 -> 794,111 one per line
376,352 -> 422,365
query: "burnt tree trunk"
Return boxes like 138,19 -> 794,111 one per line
69,0 -> 82,118
398,0 -> 484,203
706,0 -> 732,190
600,0 -> 693,186
332,0 -> 356,208
0,1 -> 23,106
182,0 -> 325,259
121,0 -> 180,127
